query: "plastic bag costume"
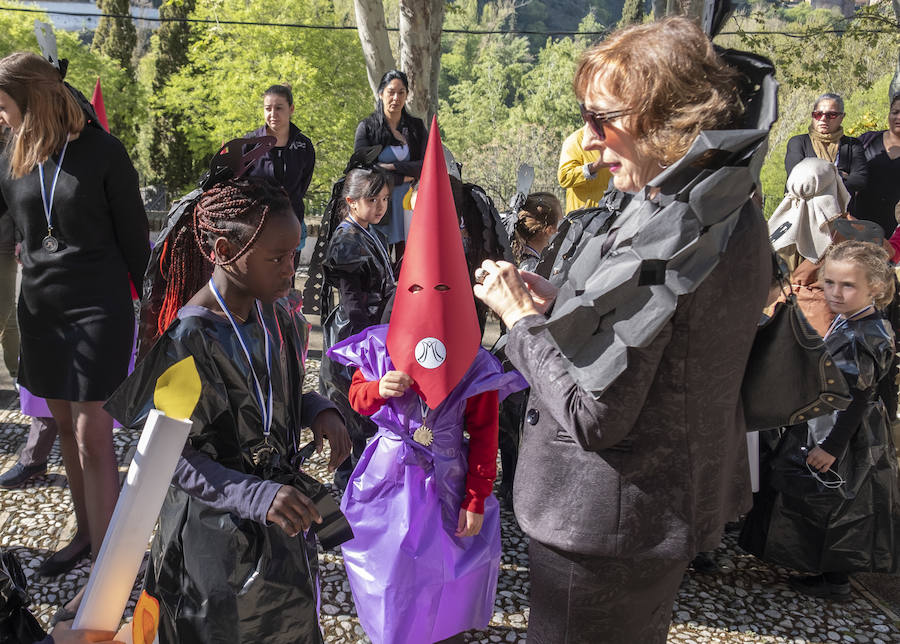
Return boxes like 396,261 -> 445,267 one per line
740,315 -> 900,573
105,293 -> 325,644
320,219 -> 396,453
328,325 -> 526,644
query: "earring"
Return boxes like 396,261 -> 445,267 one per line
657,160 -> 669,169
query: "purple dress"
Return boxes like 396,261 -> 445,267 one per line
328,325 -> 527,644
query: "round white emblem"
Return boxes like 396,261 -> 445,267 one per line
415,337 -> 446,369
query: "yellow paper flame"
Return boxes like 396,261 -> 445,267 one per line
132,590 -> 160,644
153,356 -> 202,420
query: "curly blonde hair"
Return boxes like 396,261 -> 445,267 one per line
0,52 -> 85,179
823,240 -> 896,309
572,17 -> 742,166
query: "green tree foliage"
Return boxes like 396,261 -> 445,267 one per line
155,0 -> 371,198
618,0 -> 644,28
136,0 -> 195,193
92,0 -> 137,74
439,3 -> 604,204
0,4 -> 145,153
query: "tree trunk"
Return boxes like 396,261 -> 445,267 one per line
399,0 -> 445,122
892,0 -> 900,102
353,0 -> 396,96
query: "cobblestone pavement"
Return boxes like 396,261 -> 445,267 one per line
0,360 -> 898,643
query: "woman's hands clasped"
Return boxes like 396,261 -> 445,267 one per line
473,260 -> 558,328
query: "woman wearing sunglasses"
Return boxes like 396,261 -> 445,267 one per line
785,93 -> 868,215
473,17 -> 775,643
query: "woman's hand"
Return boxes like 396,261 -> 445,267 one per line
266,485 -> 322,536
806,446 -> 836,472
455,508 -> 484,537
473,260 -> 556,328
377,162 -> 396,172
379,371 -> 413,398
310,409 -> 351,472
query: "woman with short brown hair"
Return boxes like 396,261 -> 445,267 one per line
475,18 -> 775,642
0,52 -> 149,586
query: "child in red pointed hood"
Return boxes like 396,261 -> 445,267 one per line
326,118 -> 527,644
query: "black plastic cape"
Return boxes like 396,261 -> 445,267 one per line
105,293 -> 325,643
740,315 -> 900,573
0,549 -> 45,643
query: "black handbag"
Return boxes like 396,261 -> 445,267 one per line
741,256 -> 852,431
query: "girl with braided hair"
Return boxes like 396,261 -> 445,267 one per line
105,175 -> 350,643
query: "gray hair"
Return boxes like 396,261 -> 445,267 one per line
814,93 -> 844,112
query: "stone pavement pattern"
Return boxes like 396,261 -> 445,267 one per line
0,360 -> 898,643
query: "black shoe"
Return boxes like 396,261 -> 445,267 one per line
37,541 -> 91,577
690,552 -> 719,575
0,461 -> 47,488
789,574 -> 851,601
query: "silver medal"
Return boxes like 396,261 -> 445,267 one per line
42,235 -> 59,253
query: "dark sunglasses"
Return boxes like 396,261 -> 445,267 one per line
812,110 -> 843,121
580,104 -> 636,140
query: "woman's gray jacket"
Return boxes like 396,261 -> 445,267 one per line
506,50 -> 777,561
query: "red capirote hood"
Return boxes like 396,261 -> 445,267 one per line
386,116 -> 480,409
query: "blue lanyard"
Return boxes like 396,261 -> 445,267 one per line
824,304 -> 874,339
38,138 -> 70,233
208,278 -> 273,438
346,217 -> 394,279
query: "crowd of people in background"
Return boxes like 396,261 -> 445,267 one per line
0,13 -> 897,644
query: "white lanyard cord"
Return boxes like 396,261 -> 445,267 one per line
824,304 -> 875,339
208,279 -> 273,437
38,138 -> 70,233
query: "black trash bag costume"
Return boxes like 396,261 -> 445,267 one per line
0,549 -> 45,644
319,216 -> 396,459
740,315 -> 900,574
107,138 -> 328,643
106,293 -> 326,644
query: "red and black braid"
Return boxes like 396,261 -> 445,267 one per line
156,177 -> 291,335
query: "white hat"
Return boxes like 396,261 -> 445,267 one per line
768,158 -> 850,262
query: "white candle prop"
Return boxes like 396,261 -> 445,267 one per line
73,356 -> 202,633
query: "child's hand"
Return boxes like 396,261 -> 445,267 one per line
455,508 -> 484,538
267,485 -> 322,536
806,446 -> 837,472
310,408 -> 351,472
379,371 -> 413,398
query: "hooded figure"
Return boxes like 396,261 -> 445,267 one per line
326,119 -> 527,644
768,157 -> 850,264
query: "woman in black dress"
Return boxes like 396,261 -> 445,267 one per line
857,94 -> 900,236
0,53 -> 150,578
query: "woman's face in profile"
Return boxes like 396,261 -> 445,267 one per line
581,81 -> 660,194
0,90 -> 23,132
380,79 -> 408,117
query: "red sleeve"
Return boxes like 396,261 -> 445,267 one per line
461,390 -> 499,514
348,368 -> 387,416
889,225 -> 900,264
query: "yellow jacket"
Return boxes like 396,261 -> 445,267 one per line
557,125 -> 612,213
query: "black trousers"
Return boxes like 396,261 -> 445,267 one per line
527,540 -> 689,644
